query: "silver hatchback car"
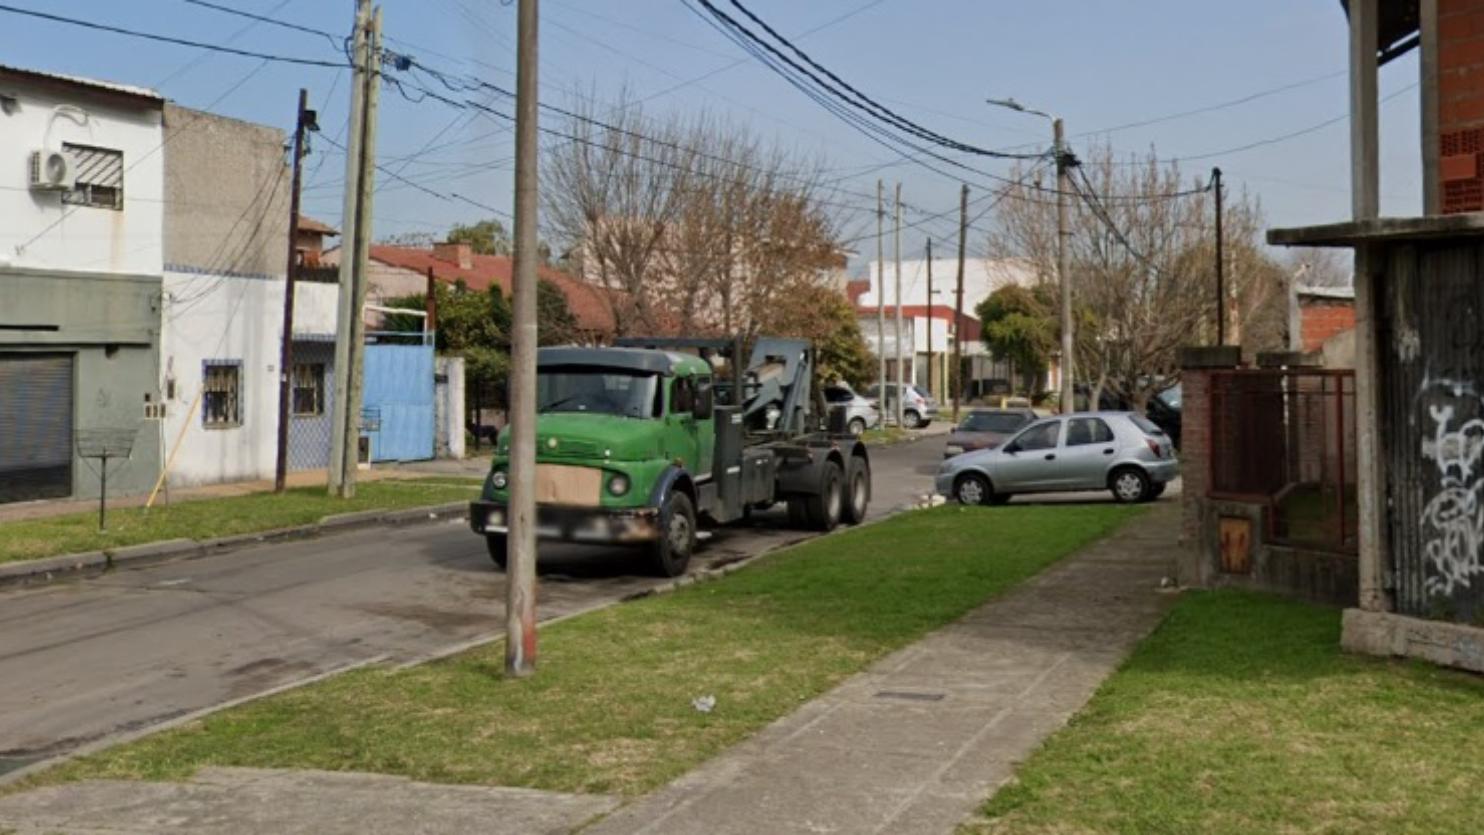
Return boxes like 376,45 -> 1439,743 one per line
936,411 -> 1178,505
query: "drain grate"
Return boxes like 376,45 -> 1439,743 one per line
873,690 -> 945,702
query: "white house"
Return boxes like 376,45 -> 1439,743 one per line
0,64 -> 167,503
849,257 -> 1057,398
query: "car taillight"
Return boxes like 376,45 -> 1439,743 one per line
1146,438 -> 1162,458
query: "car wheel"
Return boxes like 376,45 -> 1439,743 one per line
1110,467 -> 1151,504
988,493 -> 1013,506
954,472 -> 993,506
842,455 -> 870,524
904,409 -> 922,429
650,491 -> 696,577
847,417 -> 867,436
805,461 -> 845,531
485,533 -> 508,571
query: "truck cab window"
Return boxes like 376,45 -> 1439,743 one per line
672,377 -> 695,414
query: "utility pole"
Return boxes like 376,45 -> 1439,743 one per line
925,238 -> 933,399
425,265 -> 438,334
328,0 -> 370,497
506,0 -> 541,678
875,180 -> 885,409
953,183 -> 967,423
893,182 -> 904,428
1054,118 -> 1073,414
275,88 -> 313,493
1213,167 -> 1225,346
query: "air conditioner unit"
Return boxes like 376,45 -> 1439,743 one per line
27,149 -> 73,191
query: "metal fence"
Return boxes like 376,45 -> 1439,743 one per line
1210,369 -> 1357,553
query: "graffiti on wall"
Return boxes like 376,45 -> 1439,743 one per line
1419,378 -> 1484,597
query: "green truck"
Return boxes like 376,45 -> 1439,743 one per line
469,337 -> 871,576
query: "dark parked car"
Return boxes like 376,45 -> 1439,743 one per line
944,408 -> 1036,458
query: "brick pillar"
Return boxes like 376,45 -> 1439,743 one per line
1176,346 -> 1242,587
1436,0 -> 1484,212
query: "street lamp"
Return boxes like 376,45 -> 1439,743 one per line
987,95 -> 1074,415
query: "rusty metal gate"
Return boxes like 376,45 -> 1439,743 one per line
1378,239 -> 1484,623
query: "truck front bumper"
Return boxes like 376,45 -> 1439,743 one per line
468,501 -> 661,544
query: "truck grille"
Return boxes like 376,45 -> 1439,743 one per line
537,436 -> 601,460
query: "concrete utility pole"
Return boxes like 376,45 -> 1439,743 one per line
953,183 -> 967,423
328,0 -> 370,497
506,0 -> 541,677
274,88 -> 313,493
876,180 -> 885,408
893,182 -> 904,428
1054,117 -> 1073,414
925,238 -> 933,398
342,5 -> 382,496
1213,167 -> 1225,346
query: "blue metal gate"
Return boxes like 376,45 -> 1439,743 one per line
363,337 -> 435,462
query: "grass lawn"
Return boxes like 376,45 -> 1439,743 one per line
860,425 -> 911,445
0,479 -> 480,565
29,503 -> 1141,797
968,590 -> 1484,835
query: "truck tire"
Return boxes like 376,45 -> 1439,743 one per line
804,460 -> 844,531
842,455 -> 870,524
485,534 -> 508,570
650,491 -> 696,577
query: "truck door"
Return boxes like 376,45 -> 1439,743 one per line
667,375 -> 711,476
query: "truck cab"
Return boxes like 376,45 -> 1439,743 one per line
470,338 -> 871,577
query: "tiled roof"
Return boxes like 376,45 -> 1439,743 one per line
368,246 -> 617,335
297,216 -> 339,236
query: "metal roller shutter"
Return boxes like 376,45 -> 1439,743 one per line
0,353 -> 74,503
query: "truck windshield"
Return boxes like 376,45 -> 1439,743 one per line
538,368 -> 660,418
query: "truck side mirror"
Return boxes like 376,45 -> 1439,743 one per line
694,379 -> 714,420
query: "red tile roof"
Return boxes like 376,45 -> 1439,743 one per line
297,216 -> 339,236
369,246 -> 617,336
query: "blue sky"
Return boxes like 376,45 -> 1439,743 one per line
0,0 -> 1425,263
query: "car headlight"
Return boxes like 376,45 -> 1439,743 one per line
945,444 -> 965,456
491,469 -> 508,490
608,473 -> 631,496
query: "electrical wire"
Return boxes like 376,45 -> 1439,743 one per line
0,3 -> 347,68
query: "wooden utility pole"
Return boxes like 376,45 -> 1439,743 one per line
425,266 -> 438,333
274,88 -> 313,493
893,182 -> 904,427
328,0 -> 370,496
925,238 -> 933,398
876,180 -> 885,408
1054,118 -> 1073,414
953,183 -> 967,423
1213,167 -> 1225,346
506,0 -> 541,677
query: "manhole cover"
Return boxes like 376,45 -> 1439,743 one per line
873,690 -> 945,702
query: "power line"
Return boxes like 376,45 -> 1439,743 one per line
179,0 -> 341,48
0,3 -> 347,68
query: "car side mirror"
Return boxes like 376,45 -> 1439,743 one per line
1003,443 -> 1019,455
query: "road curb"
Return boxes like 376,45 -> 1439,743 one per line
0,502 -> 472,591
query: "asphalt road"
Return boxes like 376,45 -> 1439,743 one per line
0,436 -> 947,774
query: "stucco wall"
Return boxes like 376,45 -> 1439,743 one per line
0,76 -> 164,275
161,103 -> 290,278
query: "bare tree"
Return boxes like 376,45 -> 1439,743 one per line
987,145 -> 1287,409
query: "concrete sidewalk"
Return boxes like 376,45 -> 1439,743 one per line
588,501 -> 1180,835
0,501 -> 1179,835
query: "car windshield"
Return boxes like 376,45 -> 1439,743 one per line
1155,384 -> 1182,410
961,412 -> 1027,433
538,368 -> 660,418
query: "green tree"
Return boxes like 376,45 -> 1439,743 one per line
765,284 -> 874,387
537,279 -> 580,345
976,284 -> 1056,389
385,280 -> 513,402
446,219 -> 511,256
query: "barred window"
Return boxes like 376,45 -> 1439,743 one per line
60,143 -> 124,210
292,363 -> 325,416
202,361 -> 241,428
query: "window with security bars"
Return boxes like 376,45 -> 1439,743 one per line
202,361 -> 241,428
60,143 -> 124,210
292,363 -> 325,416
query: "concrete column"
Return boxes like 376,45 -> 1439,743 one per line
1421,0 -> 1441,215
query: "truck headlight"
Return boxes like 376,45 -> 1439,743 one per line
491,470 -> 508,490
608,473 -> 631,496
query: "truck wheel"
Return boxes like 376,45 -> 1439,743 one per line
650,491 -> 696,577
847,417 -> 866,436
805,461 -> 844,531
485,534 -> 508,571
842,456 -> 870,524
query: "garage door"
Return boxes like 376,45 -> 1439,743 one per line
0,354 -> 74,503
